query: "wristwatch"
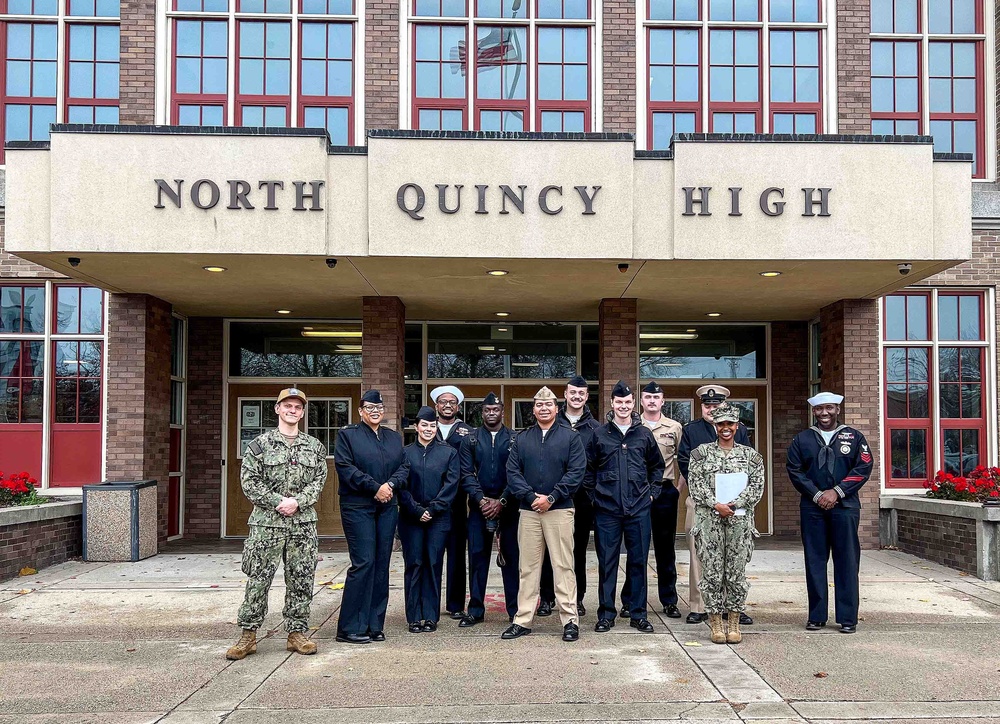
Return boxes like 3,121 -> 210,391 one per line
546,495 -> 555,505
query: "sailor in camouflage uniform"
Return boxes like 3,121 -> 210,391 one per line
227,387 -> 328,660
687,403 -> 764,645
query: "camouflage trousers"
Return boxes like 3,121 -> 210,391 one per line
237,523 -> 318,633
692,510 -> 755,615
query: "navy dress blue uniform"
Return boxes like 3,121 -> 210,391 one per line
787,425 -> 874,627
461,424 -> 518,621
540,406 -> 601,607
584,414 -> 665,623
398,437 -> 460,625
438,420 -> 474,615
334,420 -> 409,639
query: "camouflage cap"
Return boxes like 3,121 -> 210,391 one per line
710,402 -> 740,424
276,387 -> 308,405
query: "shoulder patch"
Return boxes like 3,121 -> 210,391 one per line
248,440 -> 264,457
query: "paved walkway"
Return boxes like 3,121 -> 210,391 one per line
2,544 -> 999,723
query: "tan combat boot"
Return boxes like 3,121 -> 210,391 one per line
708,614 -> 726,644
226,629 -> 257,660
286,631 -> 318,655
727,612 -> 742,644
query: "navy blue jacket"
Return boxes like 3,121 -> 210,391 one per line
786,426 -> 874,509
584,414 -> 666,516
459,425 -> 513,502
436,420 -> 473,451
399,438 -> 459,520
558,406 -> 601,446
506,422 -> 587,510
334,423 -> 409,505
678,417 -> 751,480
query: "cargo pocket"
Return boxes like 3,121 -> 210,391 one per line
241,537 -> 269,578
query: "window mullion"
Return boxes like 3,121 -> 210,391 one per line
40,280 -> 54,490
930,288 -> 942,476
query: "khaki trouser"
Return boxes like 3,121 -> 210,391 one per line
685,495 -> 705,612
514,508 -> 579,628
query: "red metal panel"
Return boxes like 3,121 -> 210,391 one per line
0,426 -> 42,478
49,426 -> 101,486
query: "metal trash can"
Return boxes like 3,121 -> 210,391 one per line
82,480 -> 158,562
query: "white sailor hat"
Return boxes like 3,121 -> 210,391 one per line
807,391 -> 844,407
430,385 -> 465,404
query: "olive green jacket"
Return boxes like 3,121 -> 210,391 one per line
241,428 -> 328,529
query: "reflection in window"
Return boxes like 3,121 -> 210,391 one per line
307,399 -> 351,453
890,428 -> 927,479
943,428 -> 979,476
885,346 -> 929,418
662,399 -> 693,425
938,294 -> 982,341
0,285 -> 45,333
883,293 -> 928,341
639,325 -> 766,379
229,322 -> 363,377
938,347 -> 981,419
0,340 -> 44,423
55,285 -> 104,334
427,323 -> 578,379
53,340 -> 102,423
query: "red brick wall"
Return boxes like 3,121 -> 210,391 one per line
119,1 -> 156,124
0,515 -> 81,582
894,509 -> 978,575
362,296 -> 405,429
603,0 -> 635,133
365,0 -> 399,131
105,294 -> 173,543
0,217 -> 65,279
837,0 -> 871,133
184,318 -> 224,539
820,299 -> 881,549
771,322 -> 810,537
598,298 -> 637,418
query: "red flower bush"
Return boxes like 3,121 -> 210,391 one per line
925,466 -> 1000,504
0,471 -> 45,507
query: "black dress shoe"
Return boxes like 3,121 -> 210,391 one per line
619,605 -> 630,619
458,615 -> 484,628
594,618 -> 615,633
408,622 -> 424,634
448,611 -> 465,620
536,601 -> 554,617
501,623 -> 531,639
422,620 -> 438,632
369,631 -> 385,642
577,600 -> 587,616
739,612 -> 753,626
335,633 -> 371,644
630,618 -> 655,633
664,604 -> 682,618
805,620 -> 826,631
562,623 -> 579,642
686,611 -> 707,624
839,624 -> 856,634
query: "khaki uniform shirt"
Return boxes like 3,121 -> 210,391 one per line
241,428 -> 328,529
643,415 -> 683,482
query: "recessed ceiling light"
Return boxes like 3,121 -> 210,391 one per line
760,271 -> 782,277
478,345 -> 496,351
686,329 -> 696,333
487,269 -> 509,276
639,333 -> 698,340
495,312 -> 510,317
202,266 -> 226,272
706,312 -> 722,317
276,309 -> 292,315
497,327 -> 508,332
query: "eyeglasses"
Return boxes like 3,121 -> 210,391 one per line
437,401 -> 458,408
362,404 -> 385,413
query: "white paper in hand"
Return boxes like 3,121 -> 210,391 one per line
715,472 -> 748,505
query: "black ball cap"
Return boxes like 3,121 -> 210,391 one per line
482,391 -> 501,406
567,375 -> 588,388
611,380 -> 632,398
415,405 -> 437,422
361,389 -> 383,404
642,380 -> 662,394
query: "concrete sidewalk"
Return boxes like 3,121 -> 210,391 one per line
1,545 -> 999,724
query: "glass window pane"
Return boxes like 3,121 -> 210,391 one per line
896,0 -> 917,32
909,429 -> 927,477
564,64 -> 587,100
929,0 -> 952,33
770,67 -> 793,102
961,384 -> 981,417
709,67 -> 733,102
771,0 -> 793,21
713,113 -> 734,133
907,347 -> 928,381
675,66 -> 698,101
959,295 -> 981,340
773,113 -> 793,134
954,0 -> 975,32
938,295 -> 958,340
240,59 -> 264,94
734,67 -> 758,101
56,287 -> 81,333
940,383 -> 959,418
906,295 -> 928,340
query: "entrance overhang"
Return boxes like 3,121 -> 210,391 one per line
5,126 -> 972,320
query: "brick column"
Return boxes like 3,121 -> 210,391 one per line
365,0 -> 399,131
820,299 -> 882,549
184,318 -> 224,539
362,296 -> 405,430
598,298 -> 637,418
602,0 -> 636,133
119,1 -> 156,124
770,322 -> 810,537
837,0 -> 871,133
106,294 -> 173,543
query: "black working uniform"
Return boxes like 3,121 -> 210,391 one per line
398,438 -> 460,625
677,417 -> 752,480
334,423 -> 409,638
438,420 -> 474,615
539,406 -> 601,606
786,425 -> 874,627
460,425 -> 518,620
584,414 -> 665,621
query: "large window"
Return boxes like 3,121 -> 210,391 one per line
0,0 -> 119,163
882,290 -> 990,488
639,323 -> 767,379
408,0 -> 594,131
426,323 -> 580,378
644,0 -> 826,148
168,0 -> 359,144
229,321 -> 363,378
870,0 -> 987,178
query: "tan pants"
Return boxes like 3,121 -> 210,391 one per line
514,508 -> 579,628
686,495 -> 705,612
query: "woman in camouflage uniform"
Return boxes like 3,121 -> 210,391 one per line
687,403 -> 764,644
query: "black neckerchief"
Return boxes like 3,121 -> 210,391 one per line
810,424 -> 847,478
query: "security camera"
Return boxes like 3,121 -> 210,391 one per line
618,263 -> 630,274
325,258 -> 338,269
68,257 -> 81,268
898,263 -> 912,276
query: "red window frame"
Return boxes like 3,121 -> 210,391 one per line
0,283 -> 45,334
707,28 -> 761,132
647,26 -> 700,148
301,0 -> 355,13
64,22 -> 119,123
171,18 -> 228,125
473,24 -> 529,132
768,29 -> 822,133
767,0 -> 819,22
412,0 -> 469,17
0,19 -> 58,163
536,0 -> 590,20
870,40 -> 921,136
647,0 -> 701,21
534,25 -> 591,132
882,289 -> 930,341
53,284 -> 104,334
51,339 -> 102,424
412,22 -> 468,129
870,0 -> 921,33
884,345 -> 933,488
235,19 -> 291,126
708,0 -> 760,21
928,40 -> 984,178
297,20 -> 354,143
1,340 -> 44,424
